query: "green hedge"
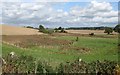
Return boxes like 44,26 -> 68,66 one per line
2,54 -> 120,74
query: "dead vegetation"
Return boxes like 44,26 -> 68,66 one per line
60,46 -> 90,53
2,35 -> 90,53
2,35 -> 71,48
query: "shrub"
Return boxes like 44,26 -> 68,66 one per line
76,37 -> 79,41
38,25 -> 54,34
57,63 -> 64,73
2,54 -> 119,74
26,26 -> 34,29
89,33 -> 94,36
36,61 -> 44,73
54,27 -> 67,33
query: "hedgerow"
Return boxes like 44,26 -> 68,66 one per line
2,54 -> 120,74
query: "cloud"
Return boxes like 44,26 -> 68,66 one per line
68,1 -> 118,27
1,0 -> 119,2
89,1 -> 112,12
1,1 -> 118,28
95,11 -> 118,17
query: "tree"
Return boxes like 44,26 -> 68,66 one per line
104,27 -> 113,34
114,24 -> 120,33
58,27 -> 62,30
39,25 -> 45,32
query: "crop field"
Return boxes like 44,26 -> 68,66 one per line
66,30 -> 118,35
0,25 -> 43,35
2,34 -> 118,68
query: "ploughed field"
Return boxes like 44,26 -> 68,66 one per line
2,35 -> 72,48
2,34 -> 118,67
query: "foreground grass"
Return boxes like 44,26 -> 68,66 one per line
2,35 -> 118,67
56,36 -> 118,62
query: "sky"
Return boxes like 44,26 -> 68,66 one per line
0,0 -> 119,28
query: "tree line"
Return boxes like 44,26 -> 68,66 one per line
104,24 -> 120,34
25,24 -> 120,34
66,26 -> 106,30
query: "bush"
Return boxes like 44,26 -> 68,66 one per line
2,54 -> 36,73
57,63 -> 64,73
54,27 -> 67,33
89,33 -> 94,36
76,37 -> 79,41
42,29 -> 54,34
62,60 -> 117,74
2,54 -> 119,74
38,25 -> 54,34
26,26 -> 34,29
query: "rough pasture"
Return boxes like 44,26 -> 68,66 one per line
2,35 -> 71,47
2,35 -> 90,53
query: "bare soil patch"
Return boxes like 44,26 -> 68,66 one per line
2,35 -> 72,48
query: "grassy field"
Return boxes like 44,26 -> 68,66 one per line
2,35 -> 118,68
56,36 -> 118,61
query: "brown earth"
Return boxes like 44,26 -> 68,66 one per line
2,35 -> 72,48
2,35 -> 90,52
0,25 -> 43,35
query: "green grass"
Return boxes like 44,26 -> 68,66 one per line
2,35 -> 118,67
56,36 -> 118,62
2,43 -> 79,67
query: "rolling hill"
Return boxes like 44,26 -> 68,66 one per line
0,25 -> 43,35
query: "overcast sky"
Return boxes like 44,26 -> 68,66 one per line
1,0 -> 119,28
